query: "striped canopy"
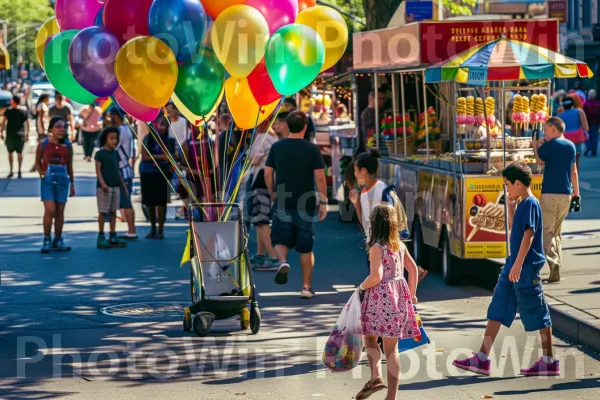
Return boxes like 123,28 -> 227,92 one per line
425,37 -> 594,84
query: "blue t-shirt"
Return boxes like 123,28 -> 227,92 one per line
139,134 -> 176,174
538,137 -> 576,195
509,196 -> 545,266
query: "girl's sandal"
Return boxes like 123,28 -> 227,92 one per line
355,378 -> 387,400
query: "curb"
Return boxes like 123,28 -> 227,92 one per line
547,300 -> 600,353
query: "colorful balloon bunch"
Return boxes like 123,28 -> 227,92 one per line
36,0 -> 349,129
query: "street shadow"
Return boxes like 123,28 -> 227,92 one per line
399,375 -> 519,391
573,251 -> 600,256
562,244 -> 600,251
570,287 -> 600,295
494,377 -> 600,395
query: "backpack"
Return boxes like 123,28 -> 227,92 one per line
382,184 -> 410,240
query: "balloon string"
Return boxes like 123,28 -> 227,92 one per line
188,130 -> 208,207
163,107 -> 196,185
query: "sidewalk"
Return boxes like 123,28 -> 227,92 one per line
545,153 -> 600,352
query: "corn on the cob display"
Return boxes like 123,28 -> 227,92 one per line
538,94 -> 548,122
474,97 -> 485,125
466,96 -> 475,125
486,96 -> 496,127
522,96 -> 530,125
456,97 -> 467,124
512,94 -> 527,125
530,94 -> 541,123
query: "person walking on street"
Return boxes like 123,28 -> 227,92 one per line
109,108 -> 138,240
35,117 -> 75,253
264,111 -> 328,298
140,115 -> 176,239
30,94 -> 52,173
558,96 -> 589,171
533,117 -> 580,283
584,89 -> 600,157
49,92 -> 75,140
1,96 -> 29,178
95,127 -> 128,249
79,103 -> 103,161
282,97 -> 316,142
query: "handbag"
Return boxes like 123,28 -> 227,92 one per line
398,306 -> 431,353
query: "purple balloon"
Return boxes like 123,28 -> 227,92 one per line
56,0 -> 104,31
246,0 -> 298,35
68,26 -> 120,97
113,87 -> 160,123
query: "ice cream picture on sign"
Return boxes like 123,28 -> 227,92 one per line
467,192 -> 505,242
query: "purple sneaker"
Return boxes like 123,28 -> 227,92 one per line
452,352 -> 491,376
520,357 -> 560,376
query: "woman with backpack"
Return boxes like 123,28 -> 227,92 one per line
35,117 -> 75,253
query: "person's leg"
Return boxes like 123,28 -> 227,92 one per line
479,320 -> 502,356
274,245 -> 289,264
7,150 -> 13,175
147,205 -> 157,237
157,205 -> 166,235
54,203 -> 66,238
383,338 -> 400,400
257,225 -> 276,259
540,327 -> 554,358
591,125 -> 599,156
256,229 -> 266,255
98,212 -> 106,234
109,211 -> 117,234
299,252 -> 315,290
296,211 -> 316,292
17,153 -> 23,175
550,195 -> 571,282
121,178 -> 137,237
42,201 -> 56,237
540,195 -> 560,280
364,335 -> 383,381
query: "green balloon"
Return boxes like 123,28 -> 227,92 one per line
44,30 -> 97,105
174,48 -> 225,117
265,24 -> 325,97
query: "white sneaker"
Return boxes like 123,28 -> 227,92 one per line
301,287 -> 316,299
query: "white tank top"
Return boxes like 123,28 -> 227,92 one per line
360,180 -> 388,242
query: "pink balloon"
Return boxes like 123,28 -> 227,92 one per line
113,87 -> 160,123
246,0 -> 298,35
103,0 -> 154,43
56,0 -> 104,31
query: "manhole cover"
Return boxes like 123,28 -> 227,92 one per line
101,302 -> 189,319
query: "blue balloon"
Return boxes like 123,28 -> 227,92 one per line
148,0 -> 208,62
94,6 -> 104,27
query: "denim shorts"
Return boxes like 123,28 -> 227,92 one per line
40,165 -> 70,203
120,178 -> 133,209
271,208 -> 315,254
487,261 -> 551,332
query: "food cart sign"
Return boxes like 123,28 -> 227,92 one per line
548,1 -> 568,24
405,1 -> 434,21
463,176 -> 542,258
467,67 -> 488,86
420,19 -> 559,64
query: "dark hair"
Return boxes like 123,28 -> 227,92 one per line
276,111 -> 290,121
48,117 -> 66,131
12,95 -> 20,105
287,111 -> 307,134
55,91 -> 63,99
99,126 -> 120,147
368,203 -> 401,253
562,98 -> 574,110
36,93 -> 50,107
108,107 -> 124,122
502,161 -> 532,187
344,148 -> 381,189
545,116 -> 566,134
283,97 -> 297,109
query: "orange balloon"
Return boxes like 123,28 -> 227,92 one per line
298,0 -> 317,11
201,0 -> 246,19
225,77 -> 279,129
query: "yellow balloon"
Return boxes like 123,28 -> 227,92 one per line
211,5 -> 269,78
225,77 -> 279,129
295,5 -> 348,72
115,36 -> 178,109
35,17 -> 60,69
172,89 -> 223,127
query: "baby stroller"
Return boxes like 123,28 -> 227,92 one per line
183,203 -> 261,337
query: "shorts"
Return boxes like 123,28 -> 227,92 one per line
487,261 -> 552,332
6,135 -> 25,154
574,143 -> 584,154
97,187 -> 120,213
250,188 -> 271,227
271,208 -> 315,254
40,165 -> 70,203
120,177 -> 133,209
141,173 -> 168,206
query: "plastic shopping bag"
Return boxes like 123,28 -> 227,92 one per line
398,306 -> 431,353
322,289 -> 363,373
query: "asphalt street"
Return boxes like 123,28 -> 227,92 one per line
0,144 -> 599,399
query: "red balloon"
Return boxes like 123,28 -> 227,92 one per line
103,0 -> 154,43
248,59 -> 281,106
298,0 -> 316,11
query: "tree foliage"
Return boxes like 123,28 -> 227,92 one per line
0,0 -> 54,67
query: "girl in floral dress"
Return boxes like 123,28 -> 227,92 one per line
356,203 -> 420,400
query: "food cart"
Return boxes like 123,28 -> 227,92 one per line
352,19 -> 593,285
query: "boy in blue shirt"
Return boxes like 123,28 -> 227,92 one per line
453,162 -> 558,377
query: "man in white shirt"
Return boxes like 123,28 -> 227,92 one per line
166,103 -> 190,147
109,108 -> 138,240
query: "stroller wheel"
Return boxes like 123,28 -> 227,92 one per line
240,307 -> 250,330
250,305 -> 261,335
193,314 -> 212,337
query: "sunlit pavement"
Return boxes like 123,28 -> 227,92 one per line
0,143 -> 599,399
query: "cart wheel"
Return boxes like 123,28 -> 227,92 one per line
240,307 -> 250,330
250,305 -> 261,335
183,317 -> 192,332
193,314 -> 211,337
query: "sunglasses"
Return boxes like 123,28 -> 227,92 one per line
54,122 -> 67,128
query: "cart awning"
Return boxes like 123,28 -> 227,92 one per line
425,37 -> 593,83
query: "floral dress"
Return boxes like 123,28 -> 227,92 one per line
361,243 -> 420,339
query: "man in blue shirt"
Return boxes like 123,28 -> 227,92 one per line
533,117 -> 580,283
